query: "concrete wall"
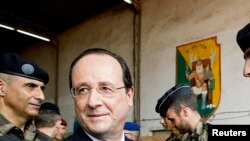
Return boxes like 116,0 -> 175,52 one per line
140,0 -> 250,136
21,0 -> 250,137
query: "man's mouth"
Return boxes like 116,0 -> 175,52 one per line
88,113 -> 109,121
29,103 -> 41,108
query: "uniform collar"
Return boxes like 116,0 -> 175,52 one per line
36,130 -> 54,141
194,121 -> 204,135
0,114 -> 37,140
0,114 -> 16,135
189,121 -> 205,141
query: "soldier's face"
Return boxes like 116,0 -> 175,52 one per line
3,75 -> 45,118
166,107 -> 190,134
160,117 -> 174,130
55,125 -> 67,140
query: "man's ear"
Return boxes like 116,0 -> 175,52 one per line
127,86 -> 135,107
0,79 -> 5,96
181,105 -> 190,117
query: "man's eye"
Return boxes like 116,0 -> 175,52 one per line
26,83 -> 36,88
101,86 -> 113,92
41,86 -> 45,91
78,87 -> 88,94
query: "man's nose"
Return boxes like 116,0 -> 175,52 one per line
87,89 -> 102,108
35,89 -> 45,101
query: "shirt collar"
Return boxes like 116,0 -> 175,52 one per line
194,121 -> 204,135
189,121 -> 204,140
84,130 -> 125,141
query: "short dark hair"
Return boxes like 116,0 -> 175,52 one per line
69,48 -> 133,92
170,94 -> 198,115
34,110 -> 61,128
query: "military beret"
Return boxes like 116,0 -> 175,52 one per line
236,23 -> 250,53
0,53 -> 49,84
40,102 -> 61,115
124,122 -> 140,131
61,118 -> 67,126
155,83 -> 191,117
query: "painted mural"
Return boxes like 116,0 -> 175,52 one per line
176,36 -> 221,120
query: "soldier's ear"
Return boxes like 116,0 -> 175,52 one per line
181,105 -> 189,117
0,79 -> 5,96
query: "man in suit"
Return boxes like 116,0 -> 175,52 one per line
65,48 -> 135,141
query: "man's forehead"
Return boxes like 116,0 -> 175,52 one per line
79,53 -> 117,62
12,75 -> 45,85
73,55 -> 122,77
166,108 -> 175,116
74,54 -> 120,69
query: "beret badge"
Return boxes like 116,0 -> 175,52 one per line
21,64 -> 35,75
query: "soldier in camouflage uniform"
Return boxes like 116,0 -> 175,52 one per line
155,83 -> 208,141
0,53 -> 49,140
34,102 -> 62,141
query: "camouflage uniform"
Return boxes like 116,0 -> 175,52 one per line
181,121 -> 208,141
0,114 -> 42,141
36,131 -> 54,141
166,133 -> 183,141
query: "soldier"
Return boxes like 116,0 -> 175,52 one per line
0,53 -> 49,140
236,22 -> 250,77
124,122 -> 141,141
155,83 -> 208,141
54,118 -> 67,141
34,102 -> 62,141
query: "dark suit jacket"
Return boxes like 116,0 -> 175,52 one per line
64,127 -> 133,141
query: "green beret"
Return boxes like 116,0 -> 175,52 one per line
0,53 -> 49,84
236,23 -> 250,53
155,83 -> 191,117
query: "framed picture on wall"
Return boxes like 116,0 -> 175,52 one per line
176,36 -> 221,120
